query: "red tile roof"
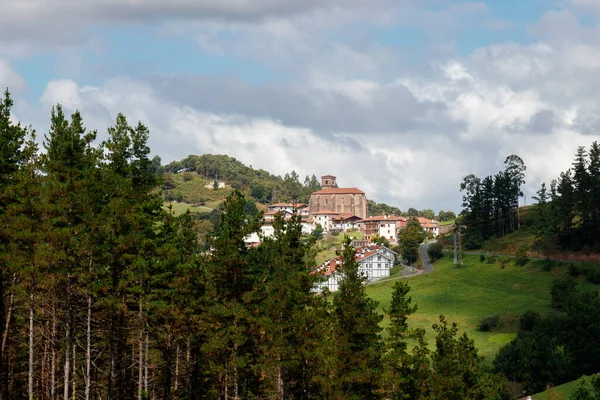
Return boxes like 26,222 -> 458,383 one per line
311,187 -> 365,195
312,210 -> 342,215
269,202 -> 308,208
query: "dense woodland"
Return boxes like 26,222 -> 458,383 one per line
532,143 -> 600,252
0,91 -> 509,399
459,155 -> 527,249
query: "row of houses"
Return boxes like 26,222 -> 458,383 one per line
311,244 -> 397,292
255,202 -> 439,243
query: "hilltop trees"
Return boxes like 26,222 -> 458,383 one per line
531,141 -> 600,251
460,155 -> 526,248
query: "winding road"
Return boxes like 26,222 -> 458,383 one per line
419,243 -> 433,274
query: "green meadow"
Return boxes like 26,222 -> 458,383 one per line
365,253 -> 598,365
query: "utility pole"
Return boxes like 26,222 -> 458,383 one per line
457,227 -> 463,266
453,232 -> 457,265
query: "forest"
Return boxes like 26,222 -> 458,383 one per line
0,90 -> 510,399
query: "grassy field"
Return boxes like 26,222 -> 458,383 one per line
166,172 -> 234,204
364,253 -> 595,365
164,202 -> 212,216
533,379 -> 578,399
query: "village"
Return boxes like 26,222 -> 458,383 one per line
245,175 -> 442,291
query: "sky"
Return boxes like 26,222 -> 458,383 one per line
2,0 -> 600,212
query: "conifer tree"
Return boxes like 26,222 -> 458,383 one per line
382,281 -> 430,399
202,190 -> 262,399
331,237 -> 383,399
0,89 -> 27,399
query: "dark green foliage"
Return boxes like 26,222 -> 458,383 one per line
460,155 -> 526,248
479,254 -> 486,262
584,266 -> 600,284
428,242 -> 444,262
312,223 -> 324,240
372,235 -> 391,248
399,217 -> 426,265
331,237 -> 383,399
568,263 -> 582,277
570,374 -> 600,400
367,200 -> 402,217
532,141 -> 600,252
551,278 -> 577,311
478,315 -> 500,332
495,289 -> 600,393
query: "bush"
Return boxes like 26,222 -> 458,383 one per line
519,310 -> 541,331
486,255 -> 496,264
479,254 -> 485,262
428,242 -> 444,262
550,278 -> 577,311
541,257 -> 553,272
182,172 -> 193,182
569,263 -> 582,277
479,314 -> 500,332
584,267 -> 600,284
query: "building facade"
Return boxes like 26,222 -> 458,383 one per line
309,175 -> 367,219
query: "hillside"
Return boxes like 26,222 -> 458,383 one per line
366,252 -> 600,365
163,154 -> 321,204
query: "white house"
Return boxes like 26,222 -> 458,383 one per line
311,211 -> 341,232
331,213 -> 362,232
312,245 -> 397,292
359,215 -> 406,243
267,202 -> 309,216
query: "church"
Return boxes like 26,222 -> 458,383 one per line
308,175 -> 368,219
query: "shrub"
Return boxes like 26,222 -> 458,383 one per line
182,172 -> 193,182
519,310 -> 541,331
541,257 -> 553,272
428,242 -> 444,262
486,255 -> 496,264
568,263 -> 582,277
584,267 -> 600,284
479,254 -> 485,262
550,278 -> 577,310
479,314 -> 500,332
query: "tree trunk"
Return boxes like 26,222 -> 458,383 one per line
72,343 -> 76,400
51,305 -> 57,400
28,288 -> 34,400
0,292 -> 13,365
85,291 -> 92,400
174,345 -> 179,393
138,302 -> 143,400
144,331 -> 149,397
64,316 -> 71,400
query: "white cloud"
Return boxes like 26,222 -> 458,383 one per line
0,59 -> 25,92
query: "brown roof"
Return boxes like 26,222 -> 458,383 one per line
361,215 -> 405,222
311,187 -> 365,195
269,202 -> 308,208
322,174 -> 336,178
312,210 -> 341,215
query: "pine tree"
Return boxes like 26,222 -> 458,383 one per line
331,237 -> 383,399
202,190 -> 262,399
0,89 -> 27,399
383,281 -> 430,399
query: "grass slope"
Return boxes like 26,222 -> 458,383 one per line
365,253 -> 588,365
533,379 -> 578,399
166,172 -> 234,204
164,202 -> 212,216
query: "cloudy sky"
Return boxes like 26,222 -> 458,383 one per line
2,0 -> 600,212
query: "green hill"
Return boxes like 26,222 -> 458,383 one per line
365,253 -> 600,365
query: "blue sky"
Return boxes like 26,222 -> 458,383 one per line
1,0 -> 600,211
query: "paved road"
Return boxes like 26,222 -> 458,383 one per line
420,243 -> 433,274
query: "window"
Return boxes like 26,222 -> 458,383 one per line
325,199 -> 328,205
